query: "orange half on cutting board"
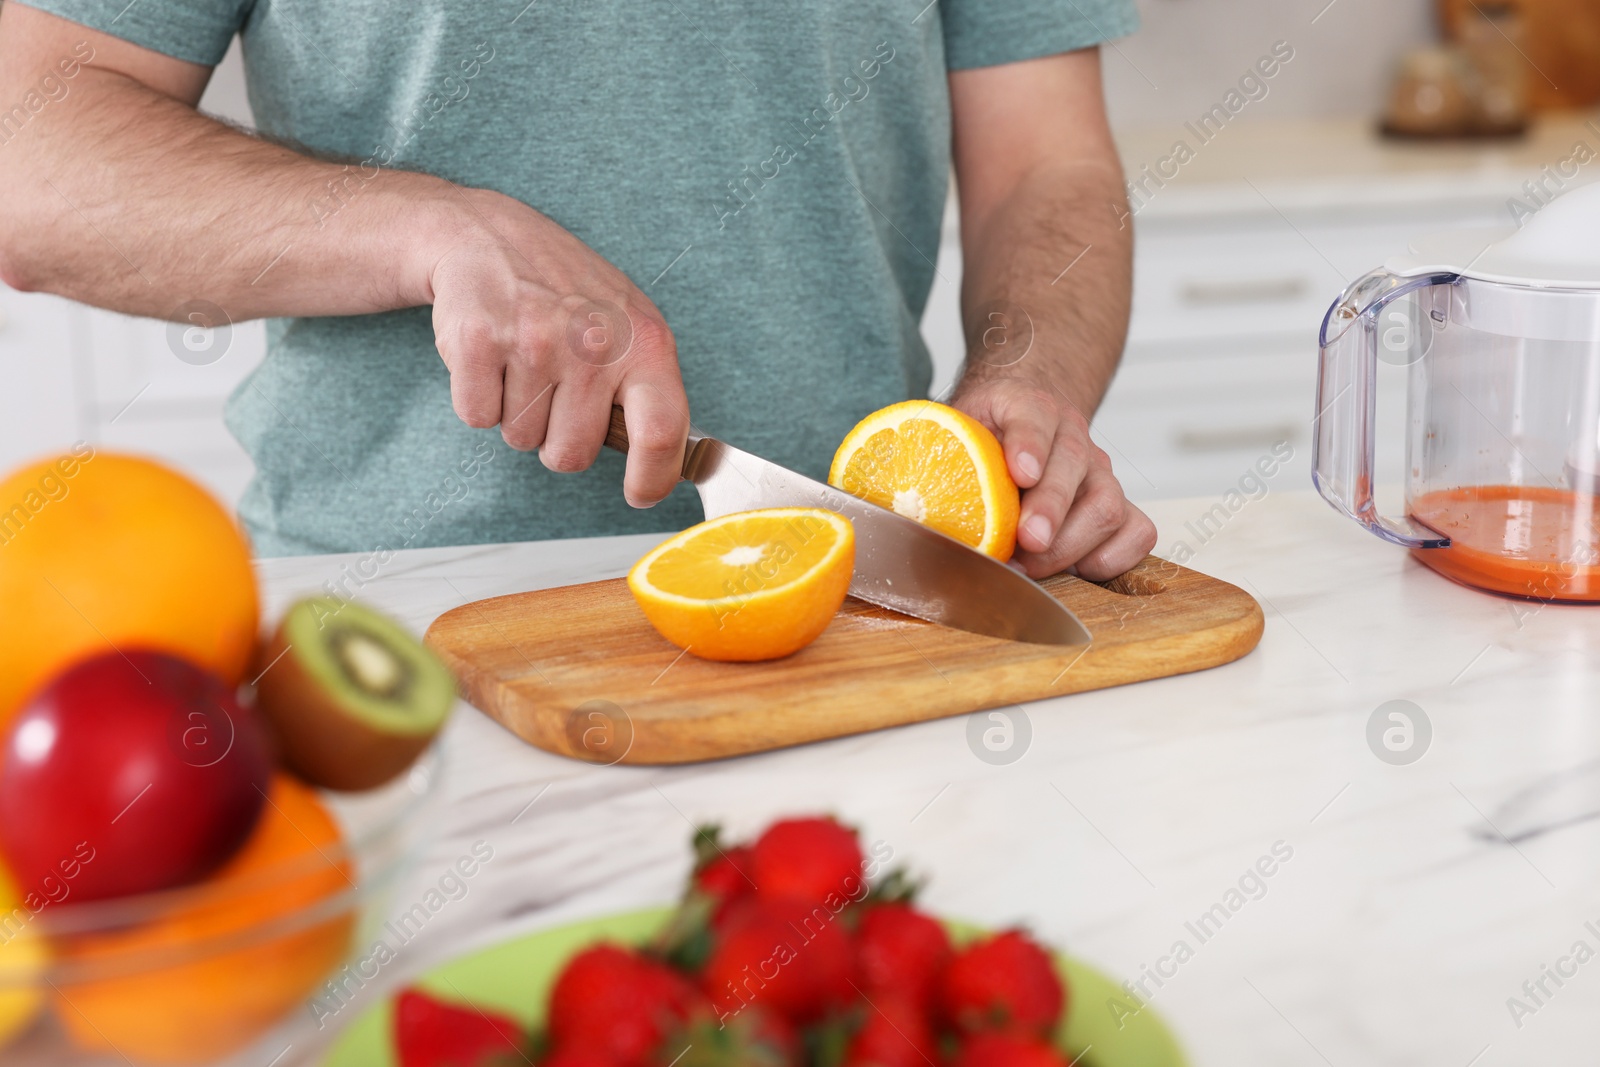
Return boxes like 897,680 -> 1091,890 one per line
628,508 -> 855,662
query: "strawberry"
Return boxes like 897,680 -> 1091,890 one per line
950,1032 -> 1069,1067
855,903 -> 953,1011
940,931 -> 1065,1037
656,838 -> 759,976
702,894 -> 856,1024
393,987 -> 525,1067
549,944 -> 704,1065
750,817 -> 865,909
658,1004 -> 798,1067
843,991 -> 937,1067
695,844 -> 756,927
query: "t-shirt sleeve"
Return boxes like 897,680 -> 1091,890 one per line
16,0 -> 253,67
941,0 -> 1140,71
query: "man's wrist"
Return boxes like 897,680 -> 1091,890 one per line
955,350 -> 1099,424
380,176 -> 474,308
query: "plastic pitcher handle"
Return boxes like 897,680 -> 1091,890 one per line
1312,269 -> 1453,549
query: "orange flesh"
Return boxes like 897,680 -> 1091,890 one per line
644,511 -> 845,599
1410,485 -> 1600,601
628,509 -> 855,662
840,421 -> 987,548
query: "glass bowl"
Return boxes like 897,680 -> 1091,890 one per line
0,746 -> 441,1067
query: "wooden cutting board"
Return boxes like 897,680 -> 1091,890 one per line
425,555 -> 1263,765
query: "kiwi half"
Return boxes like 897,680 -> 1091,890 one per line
254,597 -> 455,791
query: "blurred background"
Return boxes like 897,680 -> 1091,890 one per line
3,0 -> 1598,511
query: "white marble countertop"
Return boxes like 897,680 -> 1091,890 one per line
1114,112 -> 1600,219
259,489 -> 1600,1067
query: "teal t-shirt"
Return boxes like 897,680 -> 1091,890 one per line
31,0 -> 1136,556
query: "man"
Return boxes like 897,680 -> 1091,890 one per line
0,0 -> 1155,580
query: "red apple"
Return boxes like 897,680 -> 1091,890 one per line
0,650 -> 272,903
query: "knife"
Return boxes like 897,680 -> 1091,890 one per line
604,407 -> 1091,647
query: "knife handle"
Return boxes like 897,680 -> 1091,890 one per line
604,405 -> 631,454
604,405 -> 704,481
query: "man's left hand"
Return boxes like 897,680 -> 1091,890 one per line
951,372 -> 1156,581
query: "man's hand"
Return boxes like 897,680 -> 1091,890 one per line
425,190 -> 689,507
0,3 -> 689,508
948,48 -> 1156,580
951,372 -> 1155,581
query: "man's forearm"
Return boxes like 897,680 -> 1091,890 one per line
956,160 -> 1132,414
0,64 -> 452,320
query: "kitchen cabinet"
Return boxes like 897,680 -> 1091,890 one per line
0,285 -> 84,474
0,286 -> 264,505
1102,204 -> 1497,501
82,307 -> 264,503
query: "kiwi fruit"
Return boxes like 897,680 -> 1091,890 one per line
254,597 -> 455,791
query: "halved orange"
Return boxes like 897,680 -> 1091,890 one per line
628,508 -> 855,661
829,400 -> 1019,560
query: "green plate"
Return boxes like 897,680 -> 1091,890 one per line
322,908 -> 1186,1067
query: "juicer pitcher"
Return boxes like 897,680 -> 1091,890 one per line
1313,183 -> 1600,600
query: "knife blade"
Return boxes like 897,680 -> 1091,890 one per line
605,407 -> 1091,647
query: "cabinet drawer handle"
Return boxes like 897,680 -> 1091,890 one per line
1174,424 -> 1299,454
1179,278 -> 1308,306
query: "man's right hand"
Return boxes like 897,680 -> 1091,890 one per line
0,4 -> 691,510
421,189 -> 691,509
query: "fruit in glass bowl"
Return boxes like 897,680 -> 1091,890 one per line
0,450 -> 450,1065
53,773 -> 353,1062
0,451 -> 259,732
0,649 -> 272,903
0,756 -> 439,1067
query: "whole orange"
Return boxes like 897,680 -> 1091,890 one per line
52,774 -> 356,1065
0,448 -> 259,726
